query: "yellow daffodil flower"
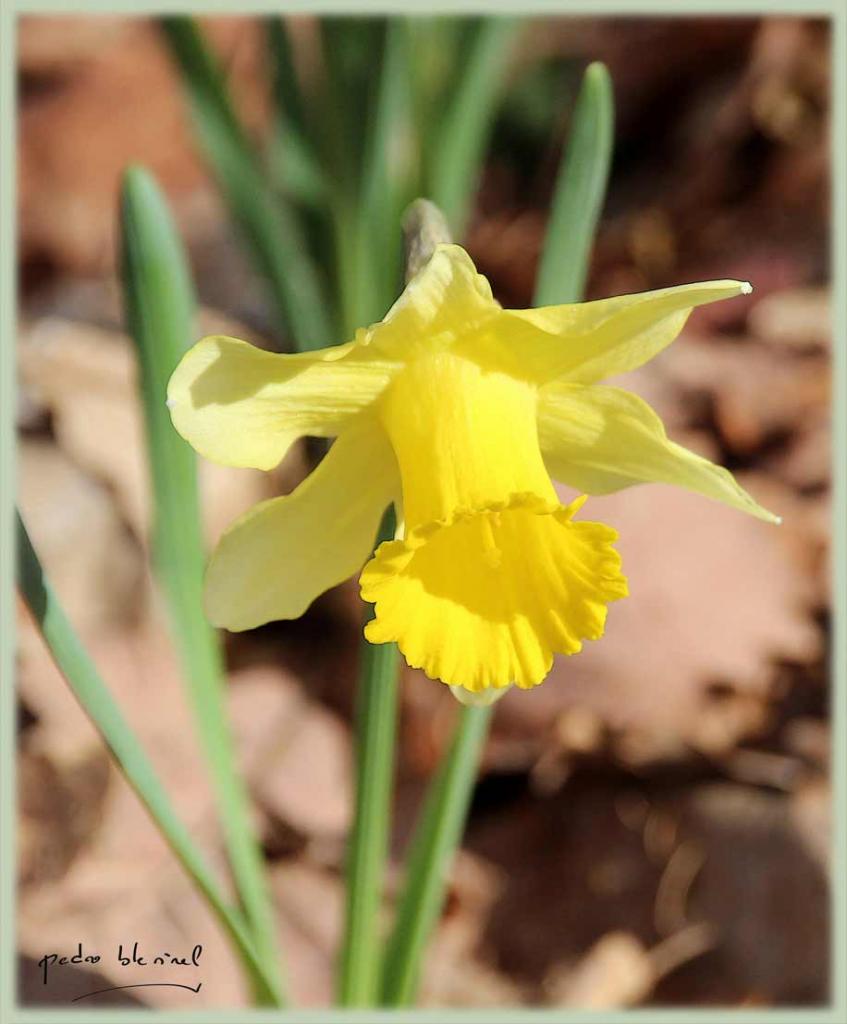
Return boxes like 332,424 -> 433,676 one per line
167,245 -> 776,694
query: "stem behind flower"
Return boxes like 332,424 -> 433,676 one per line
338,511 -> 401,1006
381,705 -> 493,1005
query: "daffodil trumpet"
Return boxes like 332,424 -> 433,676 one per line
168,245 -> 776,695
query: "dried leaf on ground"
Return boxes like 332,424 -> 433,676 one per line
546,931 -> 654,1008
18,438 -> 142,640
495,479 -> 822,766
467,776 -> 828,1006
229,666 -> 353,842
747,287 -> 830,352
267,862 -> 343,1006
18,17 -> 266,275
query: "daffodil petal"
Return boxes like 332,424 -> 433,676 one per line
205,418 -> 399,630
361,494 -> 627,692
500,280 -> 752,385
538,383 -> 779,523
167,335 -> 396,470
368,244 -> 500,360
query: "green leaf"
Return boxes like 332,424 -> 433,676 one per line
314,17 -> 391,337
429,17 -> 519,237
407,17 -> 464,158
380,705 -> 493,1006
119,165 -> 285,1002
534,61 -> 614,306
119,165 -> 202,612
159,16 -> 334,350
265,16 -> 307,140
16,513 -> 282,1006
319,17 -> 386,195
264,18 -> 327,209
358,20 -> 415,323
266,128 -> 328,208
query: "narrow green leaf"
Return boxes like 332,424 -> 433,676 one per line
266,118 -> 328,209
429,17 -> 519,237
319,17 -> 386,196
265,17 -> 307,140
264,18 -> 327,208
119,165 -> 202,611
314,17 -> 389,337
159,16 -> 334,350
406,17 -> 465,166
16,513 -> 281,1007
358,20 -> 415,323
338,508 -> 401,1006
534,62 -> 614,306
119,165 -> 285,1002
380,706 -> 492,1006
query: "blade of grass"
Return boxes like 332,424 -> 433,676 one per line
16,513 -> 282,1006
315,17 -> 388,337
159,16 -> 333,350
265,16 -> 307,140
266,119 -> 328,210
428,17 -> 518,237
319,17 -> 385,195
264,17 -> 327,209
337,199 -> 450,1006
380,705 -> 492,1006
406,17 -> 465,181
120,165 -> 285,1002
338,508 -> 401,1006
358,19 -> 415,323
380,68 -> 616,1002
534,62 -> 614,306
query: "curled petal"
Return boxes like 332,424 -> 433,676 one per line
168,335 -> 396,470
498,280 -> 752,385
538,383 -> 779,523
360,494 -> 627,692
205,418 -> 399,630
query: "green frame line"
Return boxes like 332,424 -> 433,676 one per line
2,3 -> 844,1024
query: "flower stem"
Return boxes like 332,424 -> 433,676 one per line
376,196 -> 495,1007
378,58 -> 615,995
380,705 -> 492,1005
338,196 -> 453,1006
338,508 -> 400,1006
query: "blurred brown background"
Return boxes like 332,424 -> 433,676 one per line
16,15 -> 831,1009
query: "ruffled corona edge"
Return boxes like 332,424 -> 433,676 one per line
360,493 -> 628,692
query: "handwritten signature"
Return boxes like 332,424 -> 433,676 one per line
37,942 -> 203,1002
